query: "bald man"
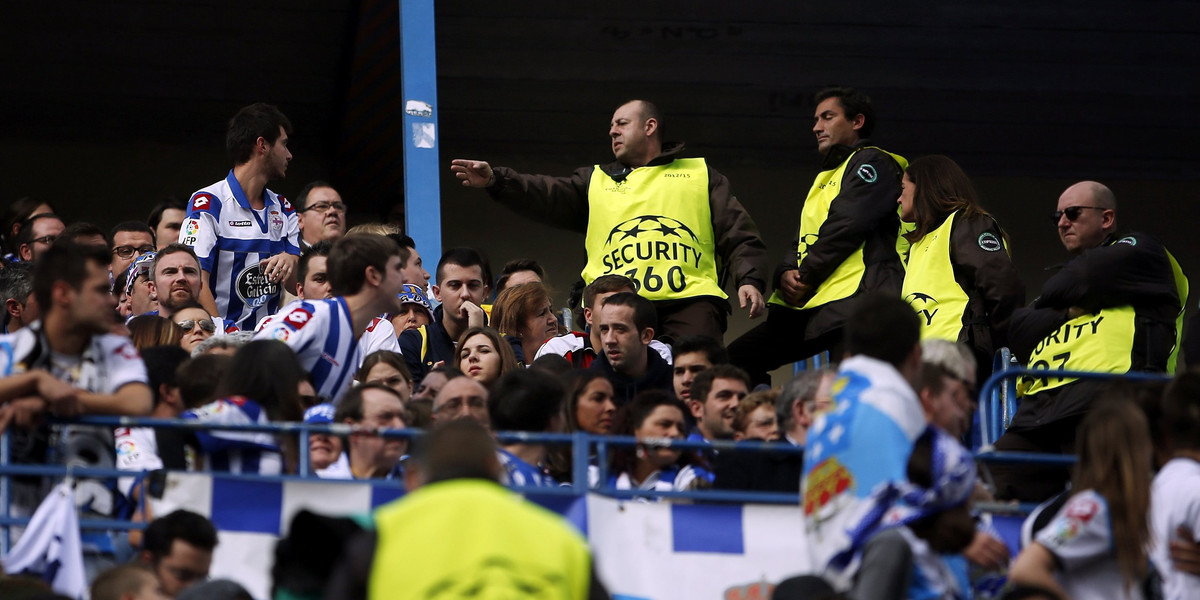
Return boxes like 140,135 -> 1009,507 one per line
993,181 -> 1188,502
451,99 -> 768,343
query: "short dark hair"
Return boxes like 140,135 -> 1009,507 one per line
436,247 -> 490,283
32,241 -> 110,310
671,335 -> 727,366
91,563 -> 155,600
845,293 -> 921,368
2,197 -> 55,255
177,353 -> 232,409
297,240 -> 332,284
110,221 -> 155,243
494,258 -> 545,295
16,212 -> 62,249
152,243 -> 200,279
59,222 -> 110,248
147,197 -> 186,230
327,234 -> 402,296
413,419 -> 500,484
488,369 -> 565,432
623,99 -> 663,139
296,180 -> 334,210
0,261 -> 34,305
335,382 -> 407,424
814,87 -> 876,139
690,364 -> 751,407
1164,371 -> 1200,452
141,345 -> 191,406
584,274 -> 636,311
226,102 -> 292,165
600,291 -> 656,333
142,510 -> 218,559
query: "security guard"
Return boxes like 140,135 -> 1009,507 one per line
729,87 -> 908,386
451,100 -> 768,343
326,420 -> 609,599
994,181 -> 1188,502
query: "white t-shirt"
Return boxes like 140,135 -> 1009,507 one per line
1151,457 -> 1200,600
1035,489 -> 1144,600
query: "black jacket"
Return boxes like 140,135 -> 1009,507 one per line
398,305 -> 456,385
587,347 -> 674,407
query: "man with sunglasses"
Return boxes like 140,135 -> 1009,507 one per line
993,180 -> 1189,502
296,180 -> 347,250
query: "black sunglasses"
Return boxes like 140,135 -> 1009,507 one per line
1051,206 -> 1106,223
176,319 -> 217,333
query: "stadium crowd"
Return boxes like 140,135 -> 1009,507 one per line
0,89 -> 1198,600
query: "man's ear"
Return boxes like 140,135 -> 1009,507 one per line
255,136 -> 271,156
639,327 -> 654,346
583,307 -> 594,325
50,280 -> 73,308
18,244 -> 32,262
643,117 -> 658,138
850,113 -> 866,132
5,298 -> 22,321
431,284 -> 442,303
688,398 -> 704,421
364,265 -> 383,288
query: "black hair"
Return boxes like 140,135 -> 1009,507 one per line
814,86 -> 877,138
142,510 -> 218,558
845,293 -> 920,368
110,221 -> 155,242
296,240 -> 332,285
226,102 -> 292,165
689,364 -> 751,406
335,382 -> 407,424
32,241 -> 110,311
599,291 -> 656,333
296,180 -> 335,210
146,197 -> 186,230
488,369 -> 565,432
141,345 -> 191,406
436,247 -> 490,284
327,234 -> 401,296
671,335 -> 728,366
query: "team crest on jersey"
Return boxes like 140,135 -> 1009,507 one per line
271,215 -> 284,231
235,262 -> 281,308
283,307 -> 313,329
192,195 -> 212,210
184,219 -> 200,237
803,457 -> 854,517
271,328 -> 290,342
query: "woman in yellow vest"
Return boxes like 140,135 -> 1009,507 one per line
898,155 -> 1025,376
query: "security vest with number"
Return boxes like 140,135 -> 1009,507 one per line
583,158 -> 725,301
770,146 -> 909,310
1018,242 -> 1189,397
369,479 -> 591,600
901,211 -> 974,342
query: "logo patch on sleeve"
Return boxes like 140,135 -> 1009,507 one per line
192,195 -> 212,210
1116,236 -> 1137,246
856,164 -> 878,183
978,232 -> 1003,252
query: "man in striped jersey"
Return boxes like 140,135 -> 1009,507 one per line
181,103 -> 301,330
255,234 -> 404,403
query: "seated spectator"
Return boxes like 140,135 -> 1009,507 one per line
1151,372 -> 1200,599
1008,400 -> 1153,600
608,390 -> 706,492
177,353 -> 232,409
0,261 -> 37,333
125,252 -> 159,317
292,240 -> 332,301
671,334 -> 726,402
302,403 -> 345,473
493,258 -> 545,297
356,350 -> 414,403
110,221 -> 157,279
138,510 -> 217,598
412,364 -> 461,403
399,247 -> 491,384
59,221 -> 110,248
127,315 -> 184,351
324,383 -> 408,480
917,339 -> 976,439
171,301 -> 216,354
191,331 -> 253,357
452,326 -> 518,390
90,563 -> 164,600
16,213 -> 64,261
185,340 -> 306,473
389,283 -> 433,334
733,389 -> 781,441
588,292 -> 674,405
490,369 -> 564,487
146,197 -> 186,251
565,370 -> 617,435
115,269 -> 133,318
687,365 -> 751,442
777,367 -> 835,447
432,373 -> 489,427
2,197 -> 54,258
838,426 -> 978,600
536,274 -> 671,369
393,235 -> 431,292
490,282 -> 562,364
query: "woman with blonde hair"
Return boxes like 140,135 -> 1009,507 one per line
1008,399 -> 1153,599
490,282 -> 563,364
126,315 -> 185,351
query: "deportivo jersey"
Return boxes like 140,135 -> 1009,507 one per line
361,317 -> 401,358
182,396 -> 282,475
255,298 -> 400,404
182,171 -> 300,330
497,448 -> 557,488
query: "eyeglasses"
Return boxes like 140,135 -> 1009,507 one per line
302,201 -> 347,213
1051,206 -> 1106,223
176,319 -> 216,334
31,234 -> 58,245
113,244 -> 156,259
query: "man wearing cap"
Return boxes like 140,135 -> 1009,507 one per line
303,403 -> 347,474
125,252 -> 159,318
390,283 -> 433,334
